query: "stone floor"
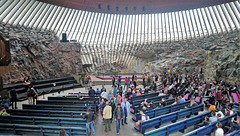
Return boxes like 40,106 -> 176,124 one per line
14,85 -> 212,136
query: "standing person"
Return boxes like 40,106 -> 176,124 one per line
95,88 -> 101,97
124,77 -> 128,90
23,77 -> 31,92
114,104 -> 123,135
132,75 -> 135,83
27,85 -> 36,104
110,98 -> 116,122
101,89 -> 108,100
215,122 -> 224,136
117,95 -> 122,104
107,91 -> 113,101
101,85 -> 105,93
142,74 -> 146,86
81,107 -> 95,136
100,99 -> 106,120
110,94 -> 117,103
31,86 -> 38,104
216,89 -> 222,109
155,75 -> 158,82
117,94 -> 122,104
10,88 -> 17,109
127,77 -> 131,88
164,67 -> 167,74
103,101 -> 112,134
121,98 -> 130,125
88,87 -> 95,97
118,76 -> 122,89
113,86 -> 117,97
112,76 -> 115,87
133,76 -> 137,88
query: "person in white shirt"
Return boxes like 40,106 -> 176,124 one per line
215,108 -> 224,119
101,89 -> 108,100
136,110 -> 147,126
215,122 -> 224,136
56,91 -> 62,97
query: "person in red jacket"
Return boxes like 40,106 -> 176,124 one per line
216,89 -> 222,109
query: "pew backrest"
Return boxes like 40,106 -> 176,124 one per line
133,98 -> 176,114
135,100 -> 191,121
182,113 -> 237,136
22,104 -> 97,112
132,95 -> 168,107
131,93 -> 159,103
144,110 -> 212,136
0,123 -> 87,136
138,104 -> 204,133
7,109 -> 86,118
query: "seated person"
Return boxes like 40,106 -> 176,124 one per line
224,117 -> 240,134
225,107 -> 234,116
215,108 -> 225,119
161,98 -> 167,106
158,90 -> 165,96
192,100 -> 198,107
178,96 -> 183,103
208,103 -> 216,111
132,91 -> 136,97
150,101 -> 155,109
215,122 -> 224,136
56,91 -> 62,97
156,102 -> 163,108
136,90 -> 141,96
216,113 -> 222,120
136,110 -> 147,126
141,99 -> 149,107
171,97 -> 180,105
229,117 -> 240,133
142,106 -> 147,112
0,107 -> 10,116
146,104 -> 151,110
194,116 -> 210,129
209,111 -> 217,123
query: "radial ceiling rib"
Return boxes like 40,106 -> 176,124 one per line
0,0 -> 239,67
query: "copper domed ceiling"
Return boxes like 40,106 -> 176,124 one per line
38,0 -> 236,14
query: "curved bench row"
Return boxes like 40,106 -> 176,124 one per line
135,104 -> 204,133
133,100 -> 191,122
182,113 -> 237,136
144,109 -> 211,136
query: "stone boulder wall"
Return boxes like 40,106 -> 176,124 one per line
204,31 -> 240,83
0,23 -> 83,84
146,30 -> 240,84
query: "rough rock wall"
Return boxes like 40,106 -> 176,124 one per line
204,31 -> 240,83
0,23 -> 83,84
145,30 -> 240,84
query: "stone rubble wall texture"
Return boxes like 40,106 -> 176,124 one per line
0,22 -> 239,84
144,30 -> 240,84
0,23 -> 83,84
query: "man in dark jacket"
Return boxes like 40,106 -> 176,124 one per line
10,89 -> 17,109
114,104 -> 123,135
88,87 -> 95,97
